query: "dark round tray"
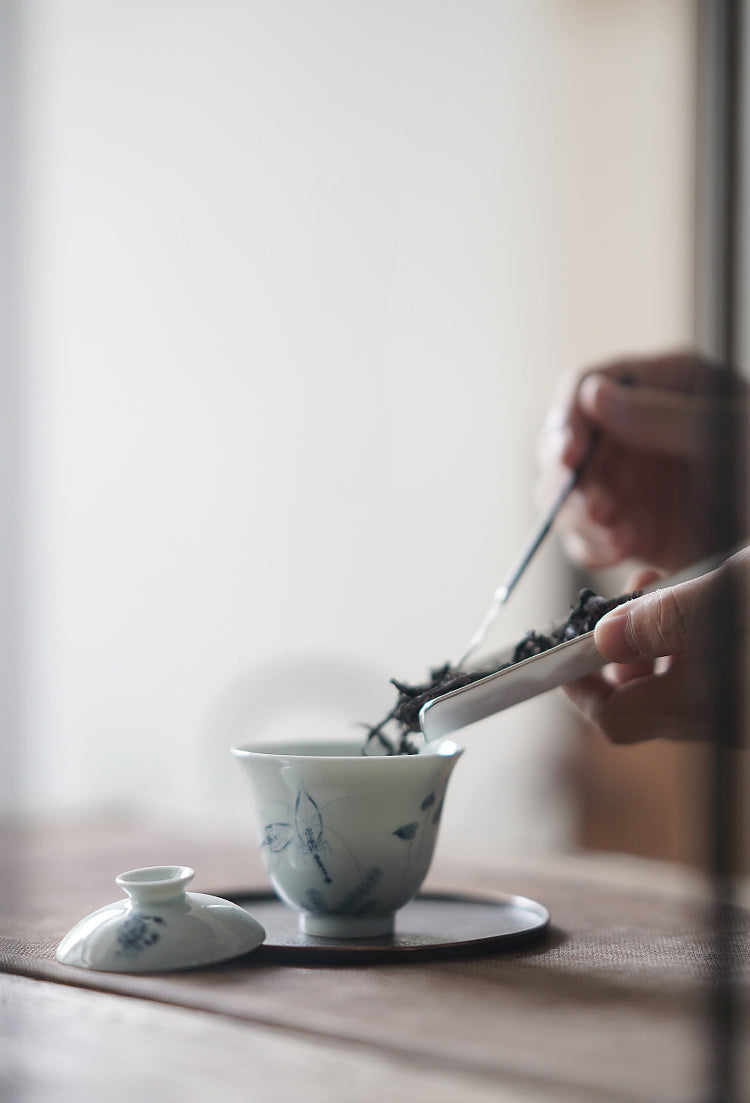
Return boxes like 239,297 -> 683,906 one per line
225,888 -> 550,963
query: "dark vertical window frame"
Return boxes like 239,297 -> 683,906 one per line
695,3 -> 747,1101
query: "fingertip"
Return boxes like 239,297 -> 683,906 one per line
578,372 -> 636,430
594,608 -> 639,663
578,373 -> 604,414
561,434 -> 583,469
546,425 -> 575,465
559,388 -> 594,465
560,671 -> 612,716
604,658 -> 657,686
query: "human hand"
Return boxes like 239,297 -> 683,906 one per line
562,549 -> 749,744
538,351 -> 747,572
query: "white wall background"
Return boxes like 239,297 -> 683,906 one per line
8,0 -> 696,850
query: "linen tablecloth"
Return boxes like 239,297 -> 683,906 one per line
2,816 -> 748,1102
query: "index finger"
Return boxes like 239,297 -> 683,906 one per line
551,359 -> 641,469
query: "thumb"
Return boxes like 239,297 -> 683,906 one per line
594,572 -> 715,663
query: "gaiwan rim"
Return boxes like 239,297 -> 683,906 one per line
231,737 -> 462,762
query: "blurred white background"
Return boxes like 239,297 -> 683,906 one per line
3,0 -> 697,850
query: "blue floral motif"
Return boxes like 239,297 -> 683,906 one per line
117,914 -> 166,954
335,867 -> 382,915
392,786 -> 443,864
305,867 -> 383,917
305,888 -> 329,915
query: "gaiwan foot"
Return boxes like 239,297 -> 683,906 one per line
232,738 -> 463,940
300,912 -> 394,939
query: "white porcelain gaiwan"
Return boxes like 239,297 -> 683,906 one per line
56,866 -> 265,973
231,738 -> 463,938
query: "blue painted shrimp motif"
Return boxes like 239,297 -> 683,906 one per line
261,788 -> 336,883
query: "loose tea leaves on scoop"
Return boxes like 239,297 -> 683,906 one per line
362,587 -> 640,755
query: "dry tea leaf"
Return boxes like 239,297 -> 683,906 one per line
362,588 -> 639,755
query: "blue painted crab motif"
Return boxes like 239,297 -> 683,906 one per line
261,788 -> 354,885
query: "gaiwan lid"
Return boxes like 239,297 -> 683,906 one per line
56,865 -> 265,973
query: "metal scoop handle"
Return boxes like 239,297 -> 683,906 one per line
455,439 -> 598,669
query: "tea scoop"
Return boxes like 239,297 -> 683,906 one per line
423,553 -> 721,741
56,865 -> 265,972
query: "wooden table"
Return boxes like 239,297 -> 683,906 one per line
2,816 -> 748,1102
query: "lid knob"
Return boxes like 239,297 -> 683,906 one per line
115,865 -> 195,905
